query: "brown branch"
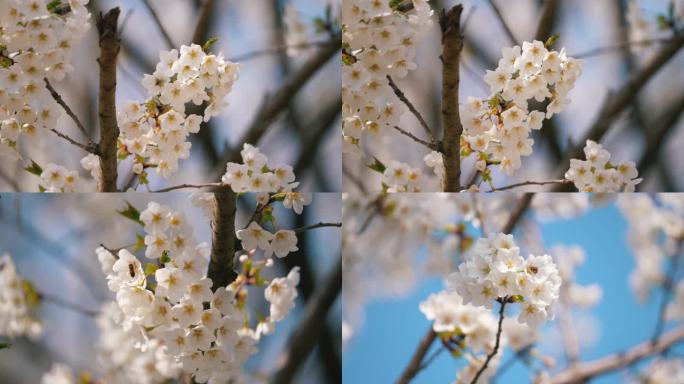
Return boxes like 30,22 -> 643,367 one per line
387,75 -> 436,145
292,222 -> 341,234
96,8 -> 122,192
637,91 -> 684,181
40,293 -> 99,317
553,32 -> 684,190
502,194 -> 534,234
487,0 -> 517,45
392,125 -> 439,151
207,188 -> 237,290
440,5 -> 465,192
141,0 -> 176,49
48,128 -> 95,154
549,325 -> 684,384
652,249 -> 682,344
271,257 -> 342,384
396,329 -> 438,384
229,41 -> 334,62
213,35 -> 341,177
470,300 -> 507,384
489,179 -> 571,192
152,182 -> 224,193
43,78 -> 96,150
574,38 -> 674,59
534,0 -> 560,41
192,0 -> 216,46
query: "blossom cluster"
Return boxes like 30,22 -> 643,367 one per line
97,200 -> 302,383
115,44 -> 240,180
0,254 -> 42,338
382,159 -> 423,192
450,40 -> 582,180
565,140 -> 641,192
341,0 -> 434,153
38,162 -> 79,192
222,144 -> 299,194
0,0 -> 91,160
448,233 -> 561,327
617,195 -> 684,302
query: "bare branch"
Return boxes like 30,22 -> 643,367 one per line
549,325 -> 684,384
49,128 -> 95,154
488,179 -> 571,192
271,257 -> 342,384
396,329 -> 437,384
292,222 -> 342,234
213,36 -> 341,177
229,41 -> 335,62
652,248 -> 683,344
192,0 -> 216,45
152,182 -> 224,193
141,0 -> 175,49
40,293 -> 99,317
392,125 -> 439,151
207,188 -> 237,290
387,75 -> 436,145
470,300 -> 507,384
440,5 -> 465,192
96,8 -> 122,192
43,78 -> 95,149
487,0 -> 517,45
574,38 -> 674,59
534,0 -> 560,41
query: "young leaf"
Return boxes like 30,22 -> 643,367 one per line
117,201 -> 144,226
24,160 -> 43,177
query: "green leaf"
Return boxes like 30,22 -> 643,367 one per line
0,343 -> 11,350
46,0 -> 62,11
160,251 -> 171,265
313,17 -> 327,33
511,294 -> 525,303
144,263 -> 159,276
657,14 -> 670,31
202,37 -> 219,53
24,160 -> 43,177
544,34 -> 560,48
117,201 -> 144,226
389,0 -> 403,10
366,157 -> 386,174
20,279 -> 40,310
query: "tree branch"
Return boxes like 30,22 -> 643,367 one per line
141,0 -> 175,49
440,5 -> 465,192
392,125 -> 439,151
43,78 -> 96,150
487,0 -> 517,45
396,329 -> 438,384
96,8 -> 122,192
207,188 -> 237,290
553,32 -> 684,190
40,293 -> 99,317
534,0 -> 560,41
470,300 -> 507,384
292,222 -> 342,234
48,128 -> 96,154
271,257 -> 342,384
488,179 -> 571,192
152,182 -> 224,193
549,325 -> 684,384
387,75 -> 436,145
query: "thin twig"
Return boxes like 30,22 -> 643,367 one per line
487,0 -> 517,45
152,182 -> 224,193
40,293 -> 99,317
489,179 -> 571,192
470,300 -> 507,384
49,128 -> 95,153
43,78 -> 95,148
293,222 -> 342,234
392,126 -> 438,151
652,247 -> 683,344
387,75 -> 436,145
141,0 -> 175,49
229,41 -> 333,62
574,38 -> 673,59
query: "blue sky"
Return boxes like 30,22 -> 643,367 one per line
343,200 -> 679,383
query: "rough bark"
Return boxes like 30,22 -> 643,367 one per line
208,188 -> 237,290
96,8 -> 121,192
440,5 -> 465,192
